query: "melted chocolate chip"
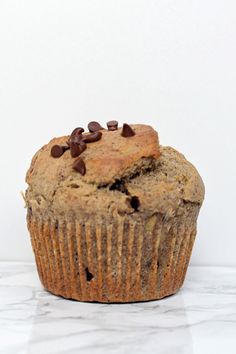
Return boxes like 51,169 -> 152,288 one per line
109,180 -> 129,194
51,145 -> 69,158
74,134 -> 84,143
82,131 -> 102,143
72,157 -> 86,175
121,123 -> 135,137
85,267 -> 94,281
71,127 -> 84,136
88,121 -> 103,132
130,196 -> 140,211
70,141 -> 87,158
107,120 -> 118,131
68,127 -> 84,145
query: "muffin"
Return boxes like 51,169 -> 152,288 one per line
25,122 -> 204,302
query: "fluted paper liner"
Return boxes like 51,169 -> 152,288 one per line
27,207 -> 199,303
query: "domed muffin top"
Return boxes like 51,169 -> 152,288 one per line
25,122 -> 204,219
26,123 -> 160,186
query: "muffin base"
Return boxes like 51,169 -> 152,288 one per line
27,206 -> 199,303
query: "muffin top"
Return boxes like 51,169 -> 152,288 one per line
25,123 -> 205,220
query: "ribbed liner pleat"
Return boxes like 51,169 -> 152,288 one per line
29,218 -> 44,285
66,221 -> 78,298
28,209 -> 199,303
130,223 -> 141,295
120,218 -> 129,299
125,221 -> 135,296
173,224 -> 193,291
148,218 -> 163,298
50,220 -> 61,294
48,222 -> 57,291
158,225 -> 178,296
75,221 -> 86,299
59,221 -> 71,298
106,223 -> 114,295
177,228 -> 197,289
170,222 -> 186,291
95,221 -> 103,300
116,217 -> 124,295
134,223 -> 144,295
42,220 -> 53,287
37,220 -> 49,288
84,221 -> 93,301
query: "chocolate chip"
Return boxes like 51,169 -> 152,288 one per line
51,145 -> 69,158
85,267 -> 94,281
70,141 -> 87,158
71,127 -> 84,136
109,180 -> 129,194
68,127 -> 84,145
130,196 -> 140,211
88,121 -> 103,132
121,123 -> 135,137
72,157 -> 86,175
82,131 -> 102,143
67,135 -> 83,147
107,120 -> 118,131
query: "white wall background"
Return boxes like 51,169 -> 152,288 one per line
0,0 -> 235,265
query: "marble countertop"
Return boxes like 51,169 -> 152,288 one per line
0,263 -> 236,354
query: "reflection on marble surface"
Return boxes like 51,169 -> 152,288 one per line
0,263 -> 236,354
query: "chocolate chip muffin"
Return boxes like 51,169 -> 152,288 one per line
25,122 -> 204,302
